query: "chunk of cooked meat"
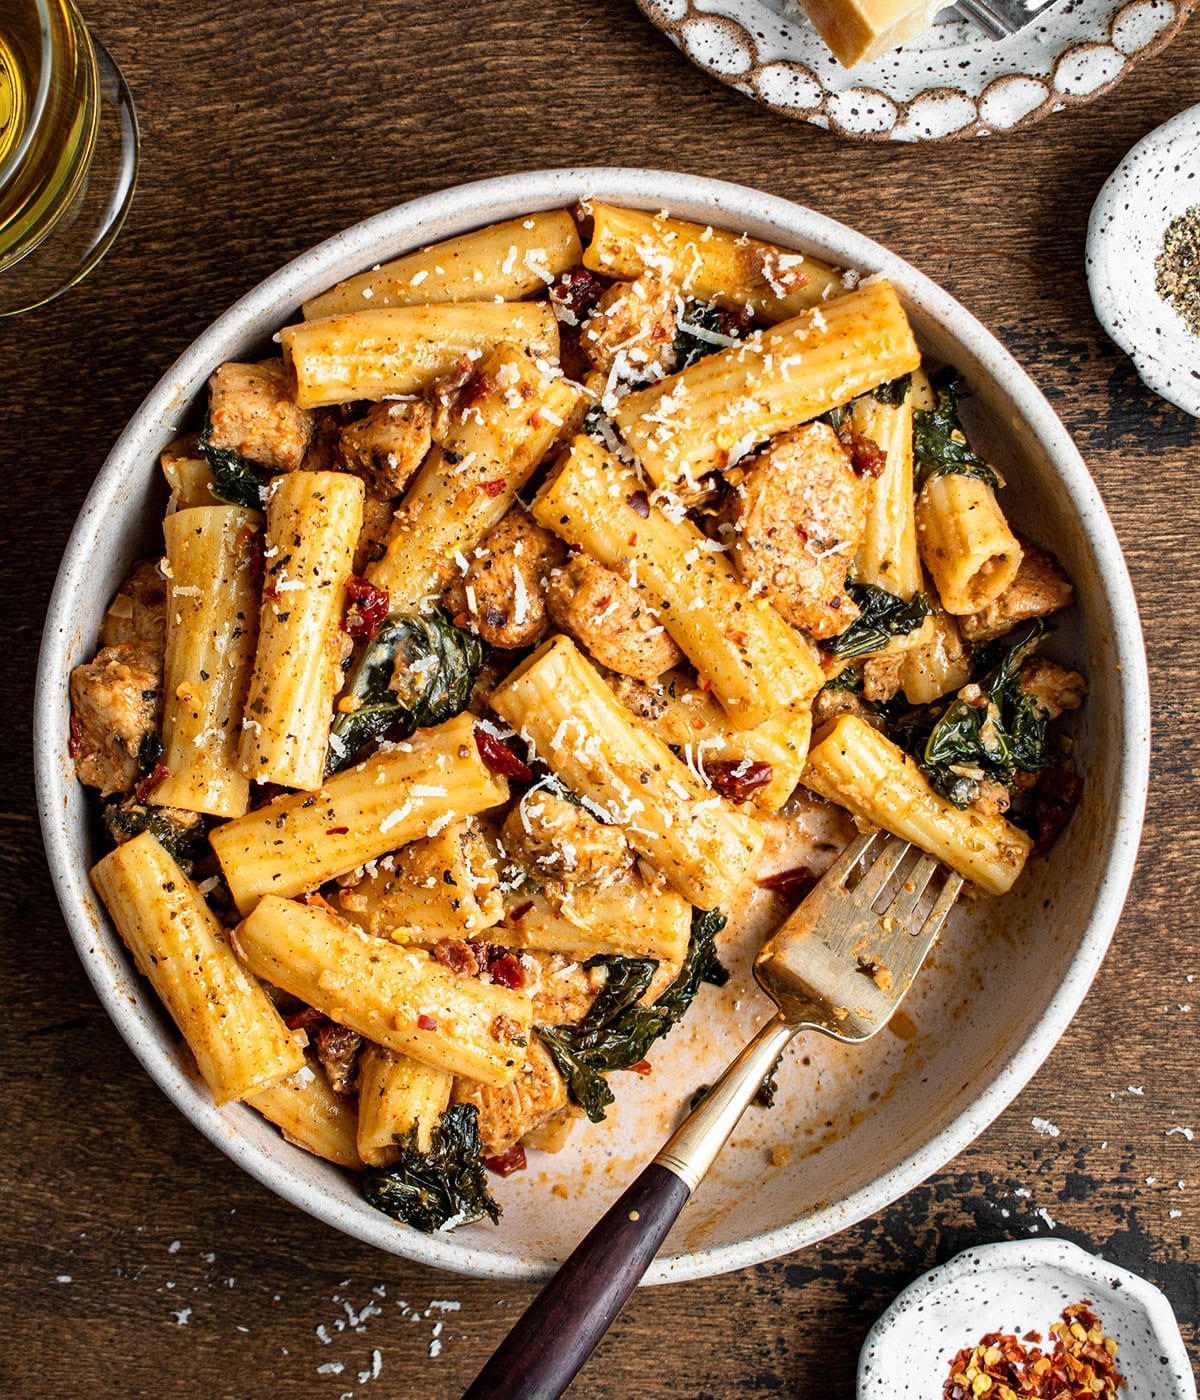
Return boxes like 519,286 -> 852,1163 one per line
1019,657 -> 1087,721
861,652 -> 905,704
603,669 -> 668,721
501,790 -> 632,887
726,422 -> 868,640
521,951 -> 601,1026
580,274 -> 677,381
546,555 -> 682,684
451,1038 -> 569,1157
353,496 -> 396,575
811,680 -> 876,731
99,558 -> 167,661
70,643 -> 163,797
958,541 -> 1074,643
206,358 -> 314,472
444,506 -> 565,649
337,400 -> 433,499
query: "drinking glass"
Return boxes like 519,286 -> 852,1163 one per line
0,0 -> 139,316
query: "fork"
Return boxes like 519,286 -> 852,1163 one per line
463,832 -> 964,1400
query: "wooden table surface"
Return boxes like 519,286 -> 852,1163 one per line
5,2 -> 1199,1395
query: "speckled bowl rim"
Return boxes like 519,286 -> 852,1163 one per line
857,1238 -> 1197,1398
35,168 -> 1150,1283
634,0 -> 1199,142
1086,103 -> 1200,417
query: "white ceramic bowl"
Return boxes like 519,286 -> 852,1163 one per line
859,1238 -> 1197,1399
35,169 -> 1150,1283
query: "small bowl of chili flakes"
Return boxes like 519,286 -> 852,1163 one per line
858,1238 -> 1195,1400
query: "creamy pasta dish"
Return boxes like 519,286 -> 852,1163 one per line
70,203 -> 1085,1231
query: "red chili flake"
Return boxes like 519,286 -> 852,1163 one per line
549,267 -> 606,322
135,762 -> 169,803
758,865 -> 820,904
284,1006 -> 327,1032
942,1305 -> 1123,1400
342,574 -> 391,641
507,901 -> 533,924
705,759 -> 773,803
485,1143 -> 527,1177
325,826 -> 350,836
417,1013 -> 438,1032
68,713 -> 85,759
624,1059 -> 653,1076
489,953 -> 526,990
626,490 -> 651,518
474,725 -> 533,782
480,478 -> 507,498
458,371 -> 495,413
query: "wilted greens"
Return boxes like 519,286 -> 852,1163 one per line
198,419 -> 269,509
102,799 -> 209,873
328,613 -> 484,771
362,1104 -> 500,1232
825,582 -> 931,660
538,907 -> 729,1123
911,373 -> 1000,491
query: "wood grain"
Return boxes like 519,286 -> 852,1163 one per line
3,2 -> 1198,1395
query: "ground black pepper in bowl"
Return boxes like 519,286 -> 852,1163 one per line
1155,204 -> 1200,337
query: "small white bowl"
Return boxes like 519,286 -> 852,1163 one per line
35,169 -> 1150,1282
859,1238 -> 1197,1400
1086,104 -> 1200,417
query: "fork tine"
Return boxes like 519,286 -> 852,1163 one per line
851,836 -> 912,907
883,852 -> 941,926
820,830 -> 880,889
918,870 -> 965,943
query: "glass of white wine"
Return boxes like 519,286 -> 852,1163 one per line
0,0 -> 138,316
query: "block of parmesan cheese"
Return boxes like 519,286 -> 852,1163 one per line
797,0 -> 944,67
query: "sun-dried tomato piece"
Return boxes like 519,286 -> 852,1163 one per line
549,267 -> 606,324
705,759 -> 773,803
474,725 -> 533,782
433,939 -> 483,978
68,713 -> 85,759
134,762 -> 169,803
485,1143 -> 528,1177
626,489 -> 651,518
284,1005 -> 327,1032
342,575 -> 391,641
1032,766 -> 1083,856
838,427 -> 887,478
489,953 -> 526,990
758,865 -> 820,904
624,1059 -> 653,1076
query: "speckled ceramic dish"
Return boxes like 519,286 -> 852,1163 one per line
1087,104 -> 1200,418
35,169 -> 1150,1282
636,0 -> 1196,140
859,1238 -> 1197,1398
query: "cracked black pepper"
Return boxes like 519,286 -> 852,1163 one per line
1155,204 -> 1200,338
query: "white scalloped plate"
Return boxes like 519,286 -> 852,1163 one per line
1087,104 -> 1200,417
859,1239 -> 1197,1399
636,0 -> 1196,140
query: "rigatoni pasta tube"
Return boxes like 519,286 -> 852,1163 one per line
367,343 -> 580,609
90,832 -> 304,1105
245,1053 -> 364,1169
238,471 -> 363,791
303,210 -> 582,320
280,302 -> 560,409
499,871 -> 691,964
853,394 -> 921,601
533,435 -> 823,727
155,506 -> 261,818
640,672 -> 813,812
214,713 -> 509,914
583,203 -> 845,320
613,279 -> 921,490
160,437 -> 216,508
801,714 -> 1031,895
490,636 -> 764,909
235,896 -> 532,1087
916,472 -> 1023,615
356,1047 -> 452,1165
898,603 -> 971,705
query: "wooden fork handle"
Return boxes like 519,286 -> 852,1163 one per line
462,1015 -> 798,1400
460,1161 -> 690,1400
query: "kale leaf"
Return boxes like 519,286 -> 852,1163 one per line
911,373 -> 1000,491
914,621 -> 1049,807
538,907 -> 729,1123
871,373 -> 912,406
824,582 -> 931,659
327,612 -> 484,771
102,799 -> 210,874
198,419 -> 269,509
673,302 -> 752,370
362,1103 -> 500,1232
